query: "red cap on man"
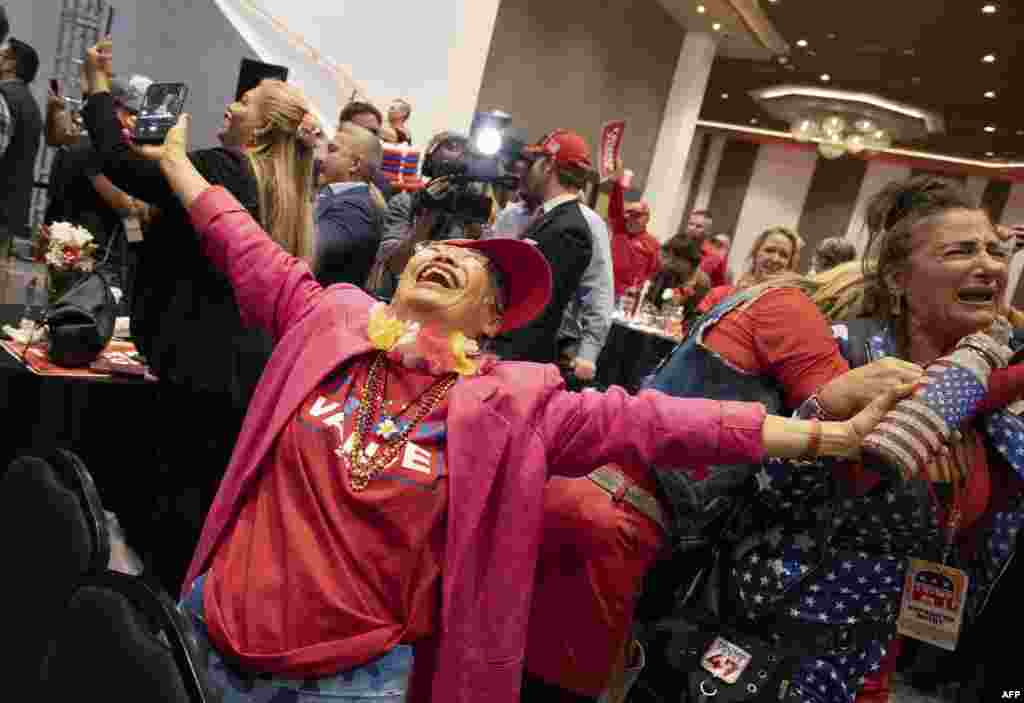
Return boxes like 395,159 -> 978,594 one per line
523,129 -> 593,170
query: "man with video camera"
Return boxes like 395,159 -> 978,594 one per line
372,130 -> 498,297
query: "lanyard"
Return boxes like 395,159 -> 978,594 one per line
923,436 -> 973,565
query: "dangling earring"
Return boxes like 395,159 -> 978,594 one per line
891,292 -> 903,317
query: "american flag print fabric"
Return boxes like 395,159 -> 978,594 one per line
741,449 -> 1024,703
862,331 -> 1010,481
724,322 -> 1024,703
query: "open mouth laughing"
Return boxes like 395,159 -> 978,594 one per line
416,263 -> 462,290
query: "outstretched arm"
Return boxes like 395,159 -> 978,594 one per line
540,368 -> 914,478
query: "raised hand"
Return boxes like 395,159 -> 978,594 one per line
130,113 -> 191,167
84,37 -> 113,94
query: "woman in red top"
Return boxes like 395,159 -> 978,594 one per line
132,114 -> 912,703
698,225 -> 804,313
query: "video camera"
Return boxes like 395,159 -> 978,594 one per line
415,111 -> 524,225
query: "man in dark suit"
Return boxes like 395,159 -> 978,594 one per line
314,122 -> 384,288
493,129 -> 593,364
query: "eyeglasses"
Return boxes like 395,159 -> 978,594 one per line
413,241 -> 490,266
413,242 -> 506,314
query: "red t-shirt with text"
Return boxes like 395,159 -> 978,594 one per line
204,357 -> 449,677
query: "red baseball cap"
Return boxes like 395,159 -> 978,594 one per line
444,238 -> 552,333
523,129 -> 593,170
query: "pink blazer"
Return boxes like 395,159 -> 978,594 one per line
181,187 -> 768,703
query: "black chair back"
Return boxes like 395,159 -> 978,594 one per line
0,449 -> 109,685
43,570 -> 208,703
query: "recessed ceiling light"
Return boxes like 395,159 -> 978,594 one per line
982,4 -> 998,14
712,22 -> 722,31
987,151 -> 996,157
820,74 -> 831,82
721,93 -> 729,99
778,56 -> 789,64
1017,129 -> 1024,136
827,33 -> 838,40
796,39 -> 808,48
983,54 -> 997,63
750,118 -> 759,124
696,4 -> 706,13
985,125 -> 997,133
985,90 -> 997,98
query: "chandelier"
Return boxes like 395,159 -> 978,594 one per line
749,85 -> 945,159
790,115 -> 890,159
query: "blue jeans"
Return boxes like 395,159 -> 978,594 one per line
180,575 -> 411,702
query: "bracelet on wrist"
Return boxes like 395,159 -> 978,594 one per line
805,418 -> 823,459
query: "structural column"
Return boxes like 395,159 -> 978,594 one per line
444,0 -> 503,138
643,31 -> 718,242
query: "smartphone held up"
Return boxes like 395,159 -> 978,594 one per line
132,82 -> 188,144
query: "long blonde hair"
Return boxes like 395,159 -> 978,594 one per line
247,79 -> 316,260
736,226 -> 804,289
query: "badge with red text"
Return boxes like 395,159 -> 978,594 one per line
896,558 -> 968,651
701,636 -> 752,684
599,120 -> 626,181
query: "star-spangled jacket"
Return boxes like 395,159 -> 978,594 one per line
647,299 -> 1024,703
748,320 -> 1024,702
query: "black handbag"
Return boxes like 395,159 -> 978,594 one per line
43,271 -> 117,367
634,510 -> 799,703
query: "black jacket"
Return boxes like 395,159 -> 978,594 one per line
44,136 -> 121,249
83,93 -> 270,410
0,79 -> 42,241
494,199 -> 593,364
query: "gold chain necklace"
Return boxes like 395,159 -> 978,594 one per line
346,352 -> 457,491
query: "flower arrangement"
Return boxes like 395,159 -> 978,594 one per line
36,222 -> 99,273
35,222 -> 100,303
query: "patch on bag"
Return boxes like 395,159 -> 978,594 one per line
701,636 -> 752,684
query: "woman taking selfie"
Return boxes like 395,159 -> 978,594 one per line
82,39 -> 319,590
130,112 -> 908,703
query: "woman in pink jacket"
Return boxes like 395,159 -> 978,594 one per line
137,116 -> 909,703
